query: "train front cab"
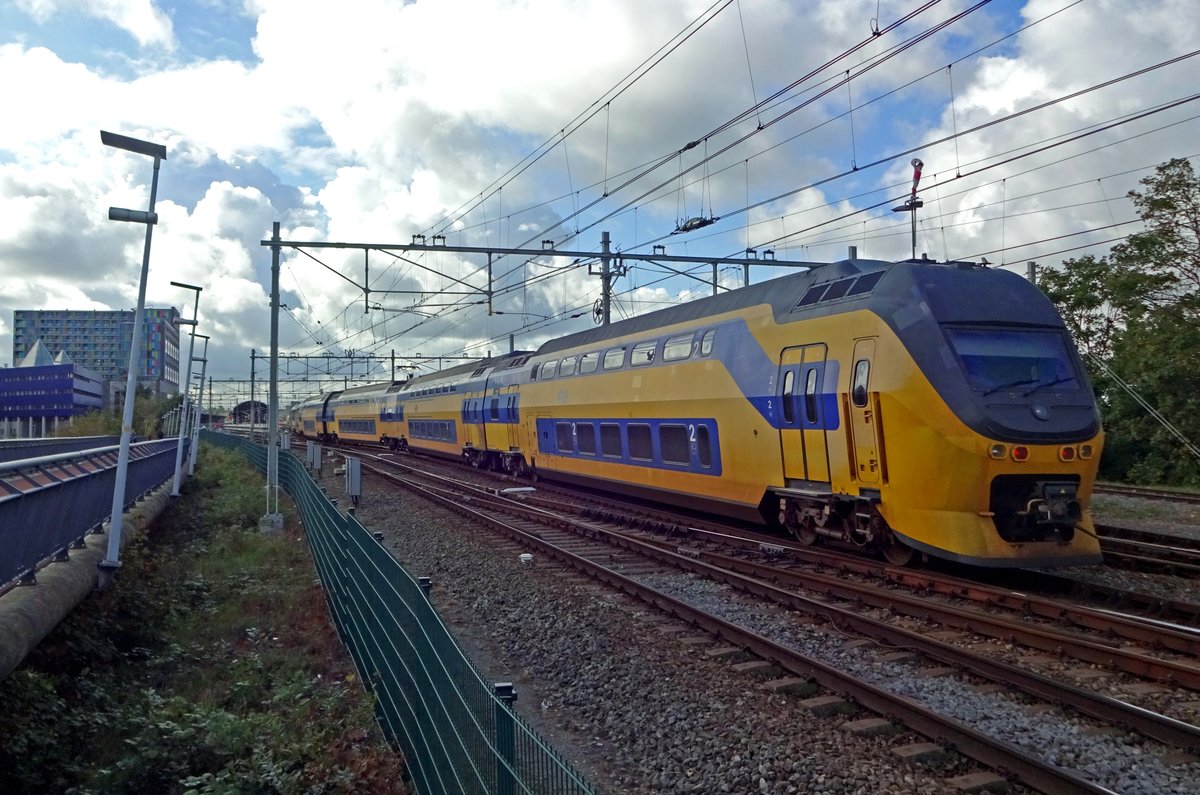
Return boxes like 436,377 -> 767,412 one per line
868,264 -> 1099,569
878,317 -> 1104,568
775,262 -> 1103,568
777,329 -> 1102,567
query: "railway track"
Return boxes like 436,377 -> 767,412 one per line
328,449 -> 1200,794
1095,484 -> 1200,505
266,429 -> 1200,626
1097,532 -> 1200,578
297,432 -> 1200,624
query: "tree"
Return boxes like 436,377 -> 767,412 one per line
1114,157 -> 1200,318
1039,158 -> 1200,486
56,390 -> 181,440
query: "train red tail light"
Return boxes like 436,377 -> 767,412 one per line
1011,446 -> 1030,462
1059,446 -> 1076,462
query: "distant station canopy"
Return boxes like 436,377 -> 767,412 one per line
230,400 -> 268,424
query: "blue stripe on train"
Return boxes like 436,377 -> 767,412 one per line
708,318 -> 841,431
536,418 -> 722,476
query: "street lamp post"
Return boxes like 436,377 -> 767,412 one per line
99,130 -> 167,588
170,282 -> 201,496
189,335 -> 210,474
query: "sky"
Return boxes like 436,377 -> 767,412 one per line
1,0 -> 1198,411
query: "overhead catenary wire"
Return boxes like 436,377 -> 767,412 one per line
426,0 -> 738,239
283,0 -> 1200,374
430,0 -> 1084,250
350,0 -> 1056,333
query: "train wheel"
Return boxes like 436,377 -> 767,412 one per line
790,515 -> 818,546
882,536 -> 915,566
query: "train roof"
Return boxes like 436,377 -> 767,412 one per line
337,380 -> 403,397
537,257 -> 874,355
537,257 -> 1064,357
399,350 -> 532,387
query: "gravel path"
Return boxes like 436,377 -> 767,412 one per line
348,473 -> 1200,794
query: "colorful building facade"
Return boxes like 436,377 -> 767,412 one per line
10,307 -> 181,397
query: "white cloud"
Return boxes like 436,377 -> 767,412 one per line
14,0 -> 175,49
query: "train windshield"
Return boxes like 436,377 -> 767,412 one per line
944,327 -> 1080,394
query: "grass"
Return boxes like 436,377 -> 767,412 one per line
0,445 -> 408,794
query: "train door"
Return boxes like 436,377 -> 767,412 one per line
848,338 -> 880,485
530,413 -> 550,471
503,390 -> 521,451
778,344 -> 830,483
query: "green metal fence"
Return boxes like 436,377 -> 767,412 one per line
205,432 -> 596,795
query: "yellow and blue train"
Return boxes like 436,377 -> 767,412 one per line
288,256 -> 1103,568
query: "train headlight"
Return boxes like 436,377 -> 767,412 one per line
1011,446 -> 1030,462
988,443 -> 1007,459
1059,446 -> 1076,462
1079,444 -> 1094,459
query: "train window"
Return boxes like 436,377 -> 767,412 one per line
603,347 -> 626,370
781,370 -> 796,424
700,329 -> 716,356
600,423 -> 622,457
530,364 -> 539,381
660,425 -> 689,464
822,278 -> 854,301
489,397 -> 500,421
847,270 -> 884,295
578,352 -> 598,374
794,284 -> 828,309
662,334 -> 694,362
803,369 -> 819,423
630,341 -> 656,367
697,425 -> 713,468
560,356 -> 578,376
577,422 -> 597,455
555,422 -> 574,453
852,360 -> 870,407
542,361 -> 558,380
628,424 -> 653,460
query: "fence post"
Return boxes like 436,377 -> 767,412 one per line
494,682 -> 518,795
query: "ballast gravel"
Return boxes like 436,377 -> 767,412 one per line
1056,496 -> 1200,606
352,477 -> 1199,794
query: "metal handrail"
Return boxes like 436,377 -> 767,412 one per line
0,439 -> 160,474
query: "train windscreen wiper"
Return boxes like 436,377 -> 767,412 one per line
981,378 -> 1039,397
1021,376 -> 1076,396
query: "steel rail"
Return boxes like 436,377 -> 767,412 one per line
674,544 -> 1200,686
572,504 -> 1200,656
1097,522 -> 1200,552
1095,484 -> 1200,505
612,540 -> 1200,751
